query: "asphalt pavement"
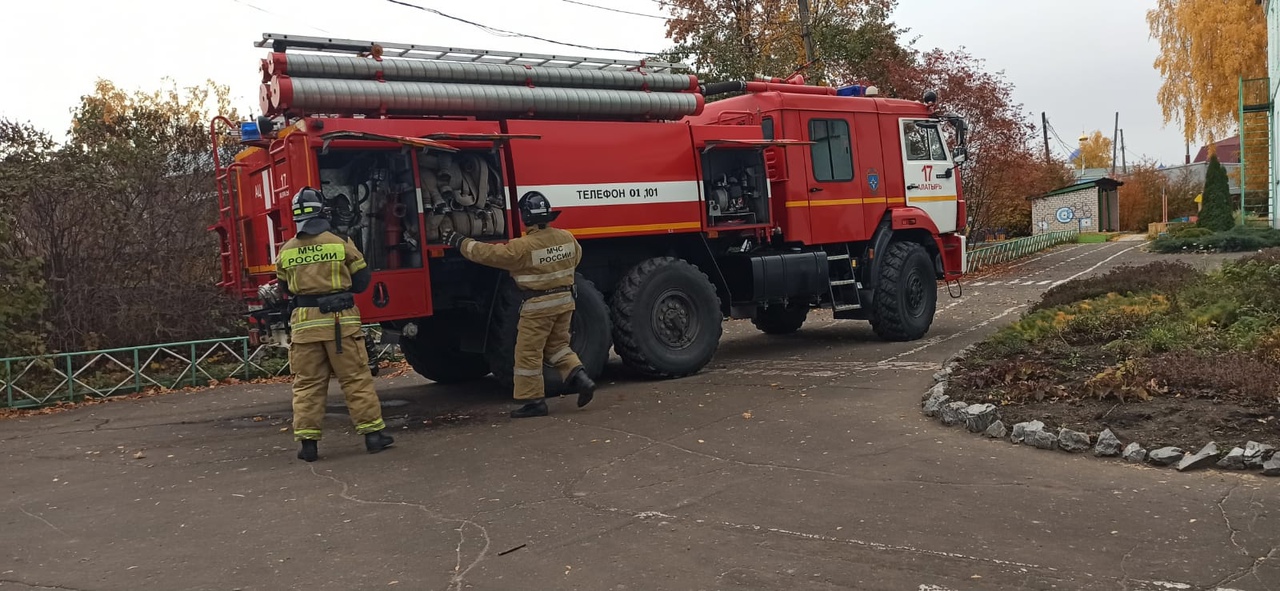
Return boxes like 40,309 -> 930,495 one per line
2,241 -> 1276,591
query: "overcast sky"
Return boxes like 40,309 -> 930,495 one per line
2,0 -> 1189,165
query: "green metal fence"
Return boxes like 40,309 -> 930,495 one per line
965,229 -> 1079,274
1,329 -> 399,410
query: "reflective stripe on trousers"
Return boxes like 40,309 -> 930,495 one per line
521,293 -> 574,312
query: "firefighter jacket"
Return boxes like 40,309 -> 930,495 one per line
458,226 -> 582,317
275,231 -> 368,343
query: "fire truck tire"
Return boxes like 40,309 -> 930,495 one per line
870,241 -> 936,342
751,302 -> 810,335
486,274 -> 612,395
399,318 -> 492,384
611,257 -> 722,378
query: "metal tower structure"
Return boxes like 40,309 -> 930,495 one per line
1239,76 -> 1272,225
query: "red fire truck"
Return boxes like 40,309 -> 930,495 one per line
212,33 -> 968,393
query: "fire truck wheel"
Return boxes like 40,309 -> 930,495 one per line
870,240 -> 937,342
399,317 -> 492,384
611,257 -> 723,378
751,302 -> 810,335
486,274 -> 612,396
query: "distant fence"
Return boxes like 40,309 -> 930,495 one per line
1,328 -> 399,410
966,229 -> 1079,274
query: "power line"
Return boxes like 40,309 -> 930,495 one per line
230,0 -> 332,34
1045,120 -> 1076,156
560,0 -> 670,20
383,0 -> 666,55
558,0 -> 708,25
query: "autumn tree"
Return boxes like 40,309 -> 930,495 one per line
659,0 -> 907,86
0,123 -> 49,357
2,79 -> 244,352
1072,130 -> 1113,170
1117,162 -> 1168,231
1147,0 -> 1266,144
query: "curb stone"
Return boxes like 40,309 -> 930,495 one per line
920,376 -> 1278,477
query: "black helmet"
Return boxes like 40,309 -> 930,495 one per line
518,191 -> 560,227
291,187 -> 331,235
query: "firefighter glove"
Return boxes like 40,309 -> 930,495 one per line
442,229 -> 466,249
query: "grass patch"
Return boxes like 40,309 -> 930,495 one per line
1076,232 -> 1112,243
950,249 -> 1280,450
1151,226 -> 1280,253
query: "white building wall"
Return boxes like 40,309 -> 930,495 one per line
1270,0 -> 1280,227
1031,187 -> 1098,234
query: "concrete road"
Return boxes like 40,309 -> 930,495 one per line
2,242 -> 1277,591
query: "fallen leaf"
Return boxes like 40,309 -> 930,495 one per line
133,451 -> 146,459
697,439 -> 705,444
742,411 -> 753,420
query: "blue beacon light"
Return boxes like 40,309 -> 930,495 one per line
239,120 -> 262,142
836,84 -> 866,97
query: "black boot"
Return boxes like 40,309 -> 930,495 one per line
297,440 -> 318,462
510,400 -> 549,418
365,430 -> 395,454
567,366 -> 596,408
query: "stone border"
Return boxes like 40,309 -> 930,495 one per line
923,350 -> 1280,476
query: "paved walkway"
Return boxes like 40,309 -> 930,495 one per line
1,244 -> 1275,591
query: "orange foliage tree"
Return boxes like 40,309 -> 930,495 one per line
1072,130 -> 1113,170
1147,0 -> 1266,144
1117,161 -> 1204,231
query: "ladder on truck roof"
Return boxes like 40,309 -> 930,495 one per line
258,33 -> 692,74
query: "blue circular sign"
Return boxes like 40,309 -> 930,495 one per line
1055,206 -> 1075,223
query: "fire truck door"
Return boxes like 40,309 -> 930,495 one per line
899,118 -> 959,234
801,115 -> 860,244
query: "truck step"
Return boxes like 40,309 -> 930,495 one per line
833,304 -> 862,312
829,279 -> 857,287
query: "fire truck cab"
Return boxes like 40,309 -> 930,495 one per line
213,34 -> 968,393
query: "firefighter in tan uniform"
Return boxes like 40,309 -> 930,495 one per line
274,187 -> 394,462
442,192 -> 597,418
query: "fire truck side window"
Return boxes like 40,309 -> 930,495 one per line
761,117 -> 775,140
904,121 -> 946,161
903,122 -> 928,160
808,119 -> 854,182
928,128 -> 948,160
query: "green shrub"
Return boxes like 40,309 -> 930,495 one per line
1197,154 -> 1235,232
1131,318 -> 1206,354
1150,227 -> 1280,253
1169,226 -> 1213,239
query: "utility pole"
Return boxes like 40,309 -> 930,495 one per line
1120,129 -> 1127,174
1042,112 -> 1051,163
1112,111 -> 1119,176
797,0 -> 816,72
